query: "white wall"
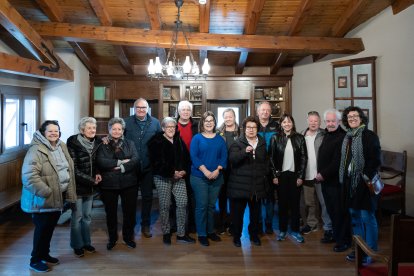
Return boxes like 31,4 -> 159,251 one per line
41,51 -> 90,142
292,6 -> 414,215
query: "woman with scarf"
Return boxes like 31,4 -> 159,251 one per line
67,117 -> 102,257
339,106 -> 381,263
21,120 -> 77,272
96,117 -> 139,251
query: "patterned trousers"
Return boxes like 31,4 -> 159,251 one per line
154,176 -> 187,236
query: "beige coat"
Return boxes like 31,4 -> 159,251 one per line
21,135 -> 76,213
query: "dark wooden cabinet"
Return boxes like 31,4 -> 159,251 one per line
251,81 -> 291,120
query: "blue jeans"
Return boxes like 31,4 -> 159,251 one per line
190,174 -> 223,237
70,195 -> 93,249
349,208 -> 378,251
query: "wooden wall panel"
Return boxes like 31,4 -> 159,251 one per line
206,80 -> 251,100
0,157 -> 23,192
114,80 -> 159,100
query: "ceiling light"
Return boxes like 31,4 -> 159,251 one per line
148,0 -> 210,80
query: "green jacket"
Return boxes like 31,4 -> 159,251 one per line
21,134 -> 77,213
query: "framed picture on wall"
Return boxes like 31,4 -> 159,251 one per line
357,74 -> 368,87
162,87 -> 171,100
338,76 -> 347,88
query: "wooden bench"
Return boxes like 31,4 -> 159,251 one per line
0,186 -> 21,213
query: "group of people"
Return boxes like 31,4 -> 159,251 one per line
21,97 -> 382,273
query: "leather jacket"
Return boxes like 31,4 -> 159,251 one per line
269,132 -> 307,180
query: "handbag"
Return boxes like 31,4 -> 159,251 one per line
363,173 -> 384,195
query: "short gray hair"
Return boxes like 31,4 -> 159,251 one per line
177,100 -> 193,113
323,108 -> 342,121
161,117 -> 177,128
78,117 -> 97,132
133,98 -> 149,109
108,117 -> 126,131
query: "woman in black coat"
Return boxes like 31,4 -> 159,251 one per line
67,117 -> 102,257
96,117 -> 139,250
227,116 -> 268,247
270,113 -> 307,244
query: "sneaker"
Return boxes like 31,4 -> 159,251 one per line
198,236 -> 209,246
74,248 -> 85,257
41,255 -> 59,265
207,232 -> 222,242
346,251 -> 356,262
124,240 -> 136,248
141,226 -> 152,238
277,231 -> 287,241
291,232 -> 305,243
177,234 -> 196,244
30,262 -> 50,273
83,245 -> 96,253
301,225 -> 318,235
106,241 -> 117,250
163,234 -> 171,245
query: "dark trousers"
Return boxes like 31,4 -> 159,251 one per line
322,184 -> 352,246
231,198 -> 260,239
100,185 -> 138,242
31,211 -> 61,263
139,169 -> 154,227
217,177 -> 230,227
278,171 -> 302,232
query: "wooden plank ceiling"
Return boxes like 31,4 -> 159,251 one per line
0,0 -> 412,79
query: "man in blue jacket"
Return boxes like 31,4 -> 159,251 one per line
124,98 -> 162,238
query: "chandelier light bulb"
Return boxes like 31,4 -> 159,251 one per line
199,0 -> 207,4
183,56 -> 191,74
192,61 -> 200,75
202,58 -> 210,75
148,59 -> 155,75
154,57 -> 162,74
167,61 -> 174,76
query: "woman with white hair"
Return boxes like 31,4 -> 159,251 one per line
148,117 -> 194,245
67,117 -> 102,257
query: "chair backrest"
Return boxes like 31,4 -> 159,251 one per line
380,150 -> 407,188
389,214 -> 414,275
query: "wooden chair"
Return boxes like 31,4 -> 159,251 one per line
354,214 -> 414,276
377,150 -> 407,224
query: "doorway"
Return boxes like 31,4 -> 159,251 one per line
207,100 -> 248,128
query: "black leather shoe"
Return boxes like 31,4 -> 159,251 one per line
106,241 -> 117,250
163,234 -> 171,245
333,243 -> 350,252
124,240 -> 136,248
250,235 -> 261,246
207,233 -> 222,242
141,226 -> 152,238
233,237 -> 241,247
198,236 -> 210,246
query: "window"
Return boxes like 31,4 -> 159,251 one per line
1,91 -> 39,153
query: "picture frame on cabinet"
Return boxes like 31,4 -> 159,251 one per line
357,74 -> 368,87
162,88 -> 171,100
338,76 -> 347,88
193,105 -> 202,117
168,103 -> 177,117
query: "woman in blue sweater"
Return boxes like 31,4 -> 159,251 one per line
190,111 -> 227,246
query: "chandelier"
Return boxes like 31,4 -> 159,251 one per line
147,0 -> 210,80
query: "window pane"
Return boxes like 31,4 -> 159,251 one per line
24,99 -> 37,145
4,98 -> 19,149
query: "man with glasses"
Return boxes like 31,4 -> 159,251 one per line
124,98 -> 162,238
315,108 -> 351,252
256,101 -> 279,235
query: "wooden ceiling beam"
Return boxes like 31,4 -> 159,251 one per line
35,0 -> 64,22
245,0 -> 266,35
69,42 -> 98,74
235,52 -> 248,75
392,0 -> 414,14
144,0 -> 166,64
35,0 -> 97,74
0,52 -> 73,81
88,0 -> 133,74
0,0 -> 54,63
271,0 -> 315,74
199,0 -> 211,33
313,0 -> 370,61
31,22 -> 365,54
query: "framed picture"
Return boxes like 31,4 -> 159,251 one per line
254,89 -> 264,100
338,76 -> 347,88
162,87 -> 171,100
357,74 -> 368,87
168,103 -> 177,117
193,105 -> 202,117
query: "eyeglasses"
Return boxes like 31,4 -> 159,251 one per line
347,114 -> 360,120
164,126 -> 175,129
245,126 -> 257,130
135,106 -> 147,110
204,119 -> 215,123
